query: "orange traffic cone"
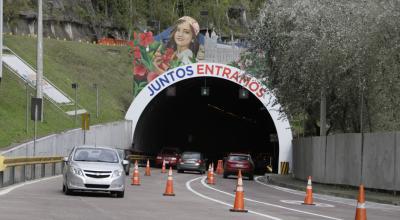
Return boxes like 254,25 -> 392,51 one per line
302,176 -> 315,205
207,164 -> 212,180
216,160 -> 224,175
145,159 -> 151,176
163,167 -> 175,196
230,170 -> 248,212
355,185 -> 367,220
207,163 -> 216,185
131,160 -> 140,185
161,159 -> 166,173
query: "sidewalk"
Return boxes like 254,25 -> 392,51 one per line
260,174 -> 400,206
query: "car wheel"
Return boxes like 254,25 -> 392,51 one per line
63,183 -> 72,195
223,172 -> 228,179
249,175 -> 254,181
116,191 -> 124,198
177,169 -> 183,173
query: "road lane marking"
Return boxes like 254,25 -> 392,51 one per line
280,200 -> 335,207
201,177 -> 343,220
186,177 -> 282,220
0,175 -> 61,196
254,176 -> 400,211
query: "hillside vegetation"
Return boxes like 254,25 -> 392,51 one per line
0,35 -> 132,148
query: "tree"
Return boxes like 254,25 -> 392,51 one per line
248,0 -> 400,135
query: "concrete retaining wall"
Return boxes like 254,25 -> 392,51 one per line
1,120 -> 132,157
293,132 -> 399,191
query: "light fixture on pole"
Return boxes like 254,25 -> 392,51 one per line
166,86 -> 176,96
201,77 -> 209,96
238,87 -> 248,99
72,82 -> 78,124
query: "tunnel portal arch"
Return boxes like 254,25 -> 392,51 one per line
125,63 -> 292,173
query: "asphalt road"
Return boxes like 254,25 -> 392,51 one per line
0,168 -> 399,220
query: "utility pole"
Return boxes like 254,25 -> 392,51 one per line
320,88 -> 326,136
36,0 -> 44,120
0,0 -> 3,85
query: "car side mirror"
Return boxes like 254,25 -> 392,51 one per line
122,160 -> 129,165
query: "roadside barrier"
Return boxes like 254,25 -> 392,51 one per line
230,170 -> 248,212
131,160 -> 140,186
216,160 -> 224,175
0,156 -> 63,188
163,167 -> 175,196
145,159 -> 151,176
207,163 -> 215,185
126,154 -> 154,166
97,38 -> 128,46
280,161 -> 289,174
302,176 -> 315,205
355,185 -> 367,220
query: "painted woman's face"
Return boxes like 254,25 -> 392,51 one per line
174,21 -> 193,50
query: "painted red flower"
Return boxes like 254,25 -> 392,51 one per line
147,72 -> 159,82
162,48 -> 175,63
139,32 -> 153,47
133,46 -> 141,59
133,64 -> 147,80
128,41 -> 134,48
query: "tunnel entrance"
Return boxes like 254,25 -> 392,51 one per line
133,77 -> 279,173
125,63 -> 292,174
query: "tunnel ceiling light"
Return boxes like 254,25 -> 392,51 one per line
239,88 -> 248,99
201,86 -> 210,96
166,86 -> 176,96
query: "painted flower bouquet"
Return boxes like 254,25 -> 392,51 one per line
128,31 -> 182,96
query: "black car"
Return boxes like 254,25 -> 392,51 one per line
177,151 -> 207,174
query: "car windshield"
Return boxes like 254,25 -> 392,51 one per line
228,155 -> 249,161
74,148 -> 119,163
182,152 -> 201,159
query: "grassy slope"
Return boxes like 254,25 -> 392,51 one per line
0,35 -> 133,148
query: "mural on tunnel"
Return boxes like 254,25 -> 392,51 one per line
129,16 -> 204,97
127,16 -> 293,173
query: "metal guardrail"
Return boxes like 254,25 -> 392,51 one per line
126,155 -> 155,166
0,156 -> 64,188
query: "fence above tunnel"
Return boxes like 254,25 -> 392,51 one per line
292,132 -> 400,191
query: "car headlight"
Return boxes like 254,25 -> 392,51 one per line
70,167 -> 84,176
112,170 -> 123,177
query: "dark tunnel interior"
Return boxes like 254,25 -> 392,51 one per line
133,77 -> 279,172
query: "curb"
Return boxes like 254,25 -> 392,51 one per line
260,176 -> 400,206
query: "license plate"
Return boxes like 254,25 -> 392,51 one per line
235,164 -> 244,167
165,161 -> 169,164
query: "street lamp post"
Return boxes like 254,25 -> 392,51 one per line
0,0 -> 3,85
72,83 -> 78,124
93,83 -> 99,118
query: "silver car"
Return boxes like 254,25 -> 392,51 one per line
62,145 -> 128,198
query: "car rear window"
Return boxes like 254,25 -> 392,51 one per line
228,155 -> 249,161
182,152 -> 201,159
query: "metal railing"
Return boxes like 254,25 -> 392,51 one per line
0,156 -> 64,188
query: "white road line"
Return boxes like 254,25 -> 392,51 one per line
201,177 -> 343,220
254,176 -> 400,211
0,175 -> 61,196
186,177 -> 283,220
